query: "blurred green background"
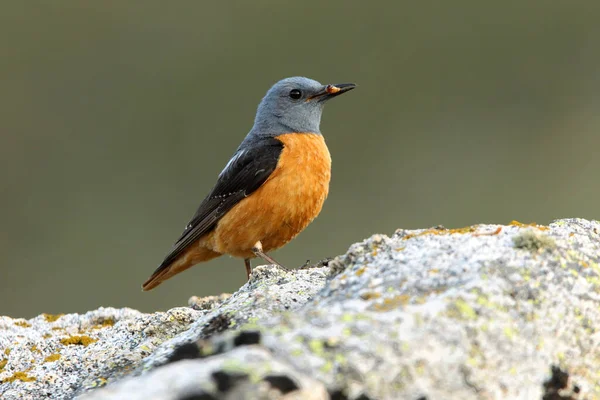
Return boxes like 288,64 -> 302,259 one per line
1,1 -> 599,318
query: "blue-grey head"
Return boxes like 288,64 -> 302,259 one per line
247,77 -> 355,139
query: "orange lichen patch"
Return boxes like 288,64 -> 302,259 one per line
509,220 -> 549,231
1,371 -> 36,383
14,320 -> 31,328
42,313 -> 64,322
43,333 -> 52,339
372,295 -> 411,311
30,345 -> 40,353
473,226 -> 502,237
360,291 -> 381,300
448,226 -> 478,234
60,335 -> 97,347
43,354 -> 61,363
569,232 -> 575,237
51,327 -> 64,331
92,318 -> 115,329
402,226 -> 477,240
355,266 -> 366,277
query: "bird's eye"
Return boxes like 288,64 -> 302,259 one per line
289,89 -> 302,100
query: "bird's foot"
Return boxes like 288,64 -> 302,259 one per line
299,257 -> 334,270
252,241 -> 289,271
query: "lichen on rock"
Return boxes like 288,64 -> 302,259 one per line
1,218 -> 599,400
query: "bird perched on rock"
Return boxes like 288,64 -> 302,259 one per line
142,77 -> 355,290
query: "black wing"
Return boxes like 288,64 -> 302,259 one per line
152,137 -> 284,274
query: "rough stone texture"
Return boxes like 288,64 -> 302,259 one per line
0,264 -> 329,399
1,218 -> 599,399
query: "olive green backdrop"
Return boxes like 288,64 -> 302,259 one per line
2,2 -> 599,318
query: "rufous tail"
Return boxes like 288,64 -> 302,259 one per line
142,246 -> 221,291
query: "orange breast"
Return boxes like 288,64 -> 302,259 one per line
208,133 -> 331,258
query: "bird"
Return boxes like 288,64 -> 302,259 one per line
142,77 -> 356,291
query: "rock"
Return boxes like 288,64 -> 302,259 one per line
1,218 -> 599,399
0,263 -> 329,399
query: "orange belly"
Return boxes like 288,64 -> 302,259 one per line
207,132 -> 331,258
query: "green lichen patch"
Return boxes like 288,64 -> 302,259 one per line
513,230 -> 556,252
60,335 -> 98,347
308,339 -> 325,356
4,348 -> 10,356
0,358 -> 7,371
42,313 -> 65,322
503,326 -> 517,340
290,348 -> 303,357
1,371 -> 36,383
446,298 -> 477,320
86,377 -> 108,389
320,360 -> 333,373
239,316 -> 260,331
43,354 -> 61,363
14,320 -> 31,328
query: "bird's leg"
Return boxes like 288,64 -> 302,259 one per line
244,258 -> 252,280
251,241 -> 289,271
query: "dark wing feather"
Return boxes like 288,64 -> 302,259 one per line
152,137 -> 284,274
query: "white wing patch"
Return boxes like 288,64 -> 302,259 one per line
219,149 -> 246,178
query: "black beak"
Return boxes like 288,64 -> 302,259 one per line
308,83 -> 357,102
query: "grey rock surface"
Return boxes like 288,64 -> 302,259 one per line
1,218 -> 599,400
